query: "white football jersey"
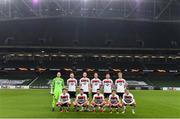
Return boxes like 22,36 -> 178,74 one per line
102,79 -> 113,93
122,93 -> 135,104
91,78 -> 101,93
79,78 -> 90,92
67,78 -> 77,92
115,78 -> 127,93
93,94 -> 104,104
76,93 -> 87,104
109,94 -> 120,104
58,93 -> 70,103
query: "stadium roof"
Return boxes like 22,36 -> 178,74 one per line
0,0 -> 180,22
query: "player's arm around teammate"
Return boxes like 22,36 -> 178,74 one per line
115,72 -> 128,99
102,73 -> 113,100
79,72 -> 91,98
91,72 -> 102,97
67,72 -> 77,101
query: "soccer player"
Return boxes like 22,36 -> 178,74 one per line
115,72 -> 128,98
79,72 -> 90,98
91,72 -> 102,96
102,73 -> 113,99
56,88 -> 71,112
67,72 -> 77,100
73,89 -> 89,112
108,90 -> 121,113
91,89 -> 105,112
122,90 -> 136,114
50,72 -> 65,112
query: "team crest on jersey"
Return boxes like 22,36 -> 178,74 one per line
95,83 -> 98,85
119,83 -> 122,86
106,83 -> 109,86
56,81 -> 61,85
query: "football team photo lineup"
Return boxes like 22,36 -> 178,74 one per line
0,0 -> 180,118
51,72 -> 135,113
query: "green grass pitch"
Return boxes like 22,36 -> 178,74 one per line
0,89 -> 180,118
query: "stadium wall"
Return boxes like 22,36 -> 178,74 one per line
1,86 -> 180,91
162,87 -> 180,91
0,85 -> 29,89
0,85 -> 161,90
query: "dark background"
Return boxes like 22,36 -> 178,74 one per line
0,17 -> 179,48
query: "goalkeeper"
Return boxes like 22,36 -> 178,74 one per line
50,72 -> 65,112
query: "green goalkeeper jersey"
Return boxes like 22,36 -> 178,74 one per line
51,77 -> 65,94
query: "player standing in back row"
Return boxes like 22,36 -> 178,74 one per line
91,72 -> 102,97
50,72 -> 65,112
102,73 -> 113,99
67,72 -> 77,100
115,72 -> 128,98
79,72 -> 90,98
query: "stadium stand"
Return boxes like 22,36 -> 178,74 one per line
0,17 -> 179,89
0,71 -> 37,86
25,70 -> 179,88
0,17 -> 179,48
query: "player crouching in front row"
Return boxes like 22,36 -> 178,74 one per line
56,88 -> 71,112
122,90 -> 136,114
73,89 -> 89,112
108,90 -> 121,113
91,89 -> 106,112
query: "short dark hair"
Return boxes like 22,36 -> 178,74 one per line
112,89 -> 116,92
118,72 -> 122,74
70,72 -> 74,75
106,73 -> 110,75
62,88 -> 67,91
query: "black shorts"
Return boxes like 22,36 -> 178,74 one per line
123,103 -> 135,106
76,103 -> 86,107
68,91 -> 76,98
93,103 -> 104,107
92,92 -> 96,97
84,92 -> 89,98
60,103 -> 70,107
104,93 -> 111,98
117,93 -> 124,98
110,104 -> 120,107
